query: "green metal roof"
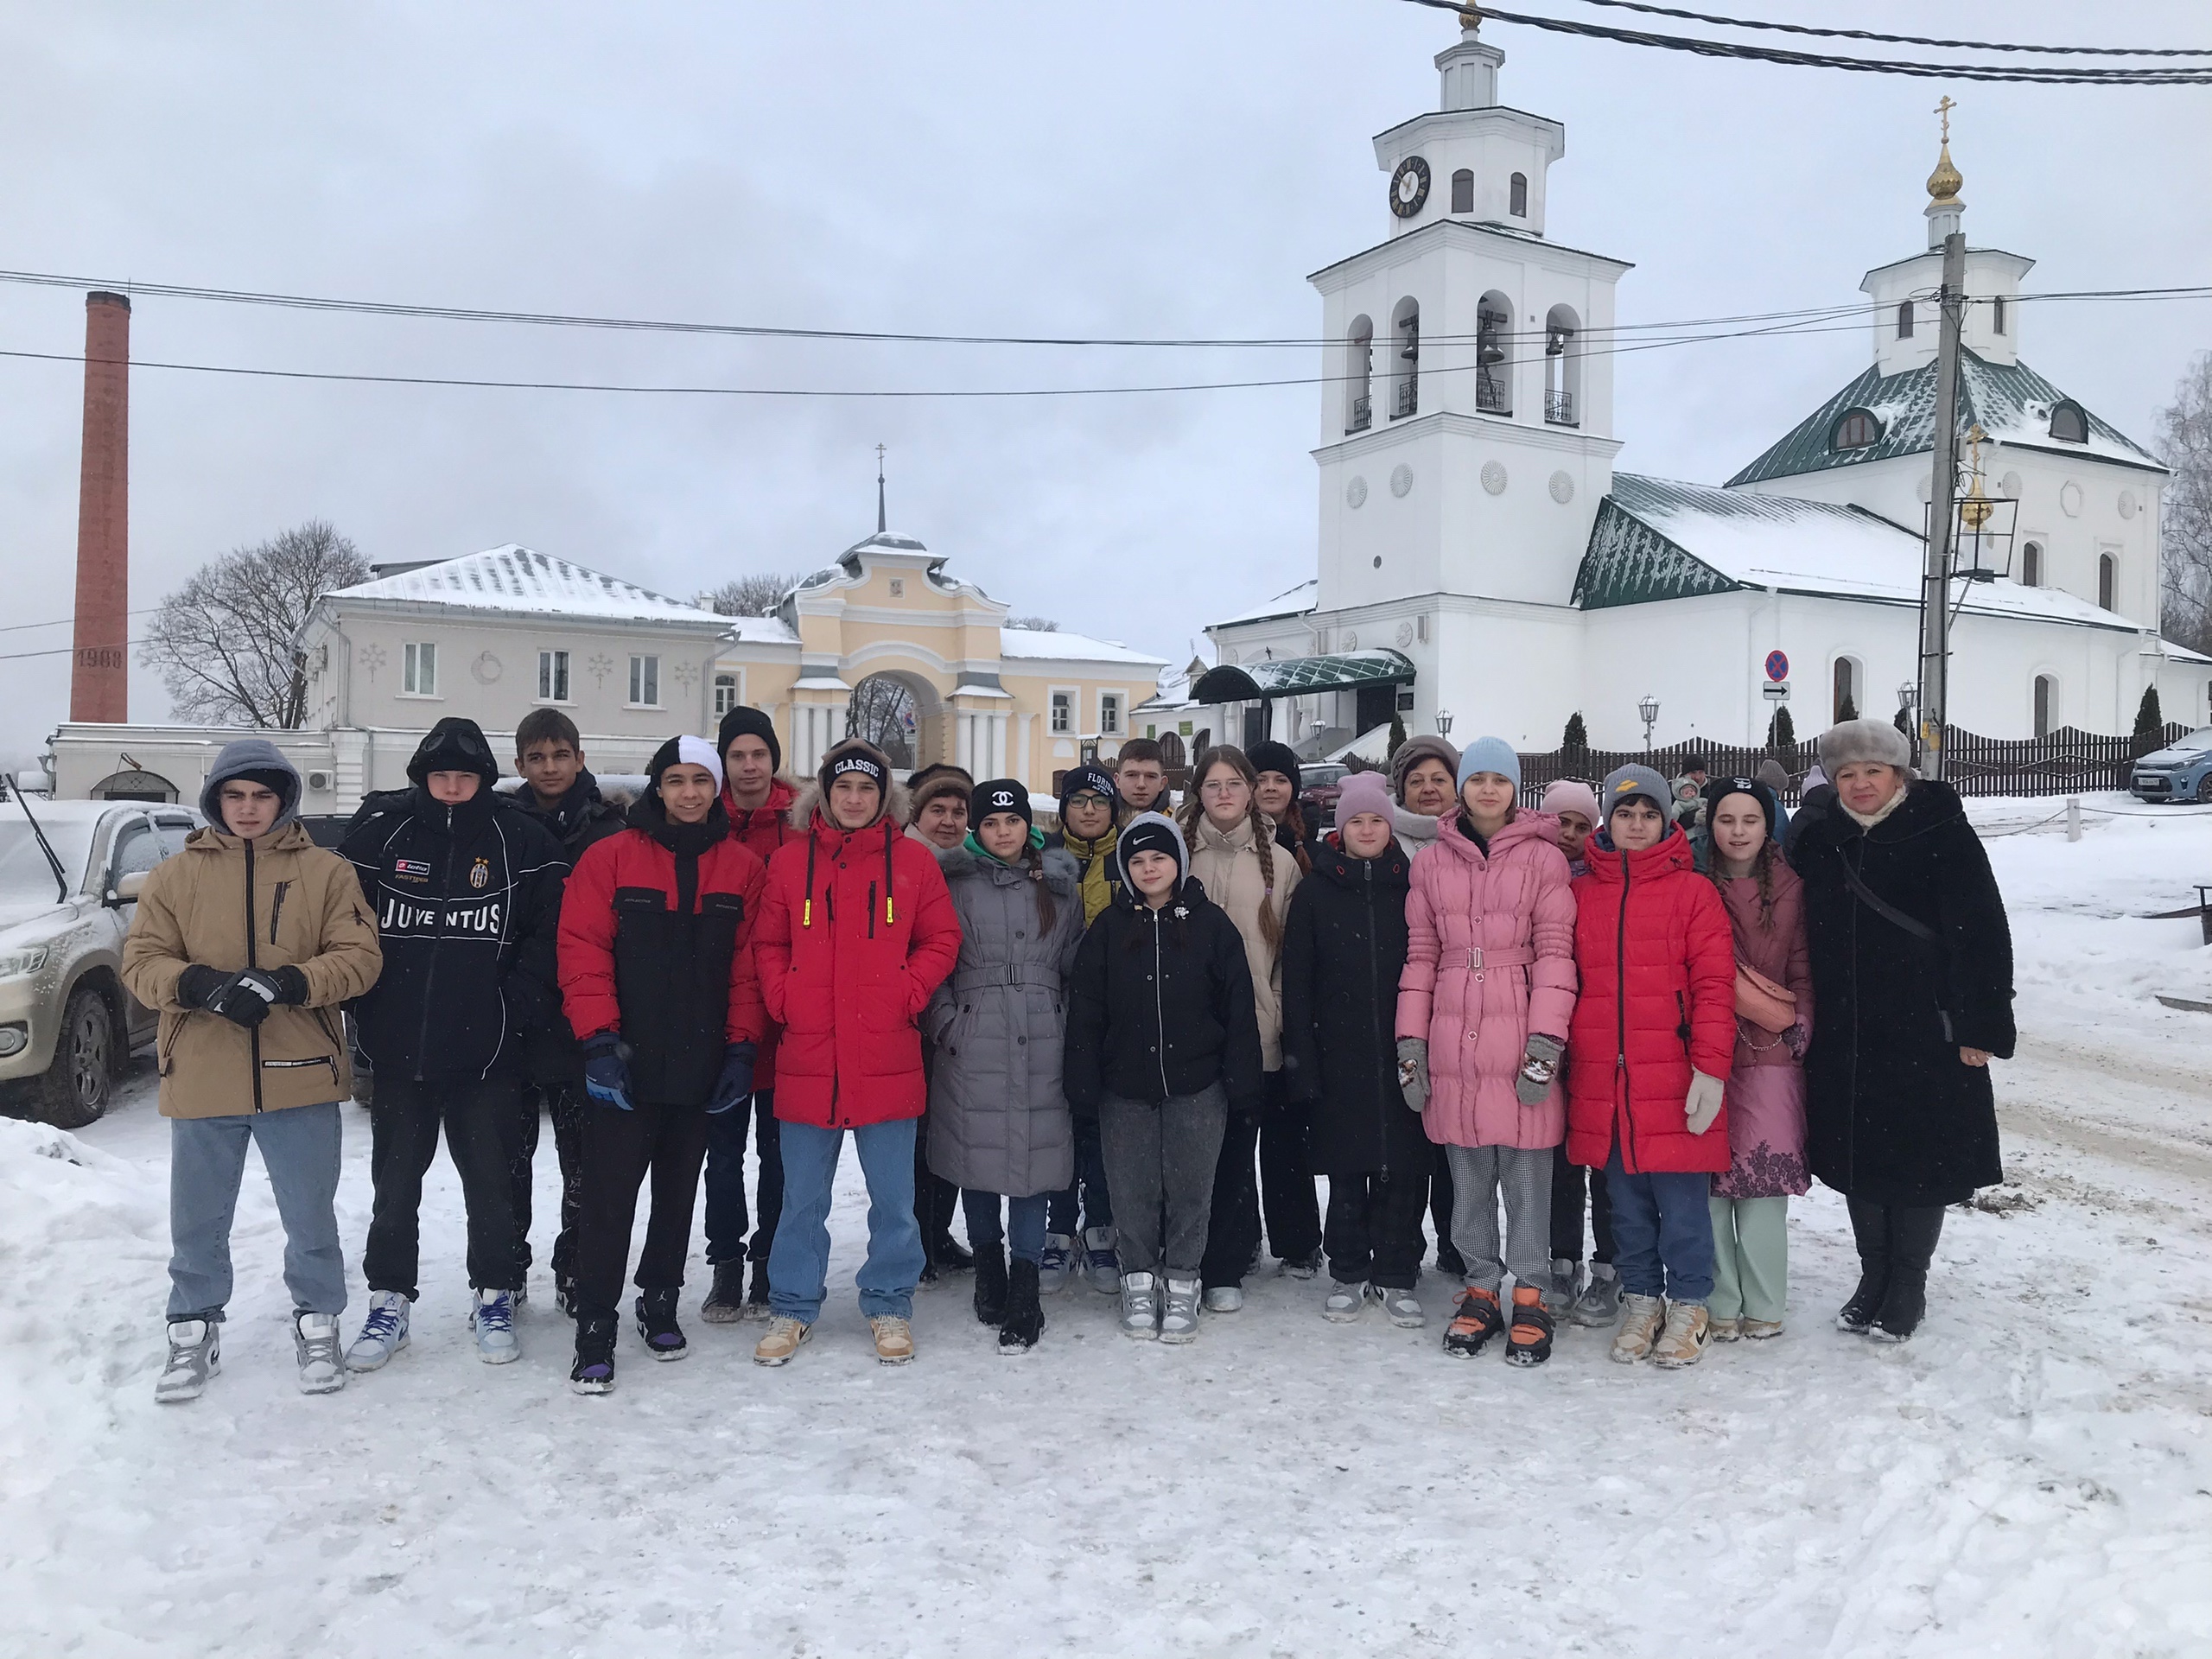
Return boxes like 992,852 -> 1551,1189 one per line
1573,485 -> 1744,609
1726,349 -> 2162,486
1192,649 -> 1416,703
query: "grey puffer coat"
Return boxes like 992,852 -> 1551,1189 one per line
925,844 -> 1085,1197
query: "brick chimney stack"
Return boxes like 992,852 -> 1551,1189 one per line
70,290 -> 131,722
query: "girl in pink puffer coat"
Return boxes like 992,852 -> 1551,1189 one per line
1395,736 -> 1577,1364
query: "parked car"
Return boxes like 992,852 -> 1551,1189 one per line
2130,728 -> 2212,804
0,791 -> 202,1128
1298,762 -> 1353,831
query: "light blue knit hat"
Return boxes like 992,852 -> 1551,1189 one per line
1455,735 -> 1522,793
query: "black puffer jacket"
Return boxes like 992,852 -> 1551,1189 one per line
1063,878 -> 1263,1116
1280,836 -> 1427,1177
340,785 -> 568,1083
517,772 -> 630,1087
1788,779 -> 2014,1205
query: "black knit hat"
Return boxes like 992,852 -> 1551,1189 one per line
1248,740 -> 1303,796
971,778 -> 1032,830
1701,775 -> 1778,842
715,705 -> 781,773
1058,763 -> 1118,815
406,717 -> 499,787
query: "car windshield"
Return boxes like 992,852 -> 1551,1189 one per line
1305,766 -> 1348,787
0,818 -> 95,901
2175,728 -> 2212,753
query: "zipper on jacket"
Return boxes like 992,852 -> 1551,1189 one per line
410,805 -> 456,1083
1152,909 -> 1172,1099
868,881 -> 877,940
245,837 -> 264,1114
268,880 -> 290,944
1612,848 -> 1633,1172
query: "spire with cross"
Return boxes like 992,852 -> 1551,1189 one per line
875,442 -> 887,534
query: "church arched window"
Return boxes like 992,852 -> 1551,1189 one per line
2100,552 -> 2118,611
1830,407 -> 1884,451
1451,168 -> 1474,213
2019,540 -> 2043,587
2049,400 -> 2088,443
1896,301 -> 1915,340
2033,674 -> 2057,738
1476,291 -> 1512,416
1345,315 -> 1373,433
1544,304 -> 1580,426
1832,656 -> 1862,721
1992,295 -> 2007,336
1509,173 -> 1529,217
1390,297 -> 1419,420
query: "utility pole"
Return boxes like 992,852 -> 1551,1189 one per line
1917,98 -> 1966,781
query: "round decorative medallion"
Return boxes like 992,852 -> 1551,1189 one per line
2118,488 -> 2138,520
1395,621 -> 1416,648
2060,480 -> 2083,518
471,651 -> 503,685
1999,470 -> 2023,499
1548,470 -> 1575,505
1341,630 -> 1359,651
1346,475 -> 1369,509
1481,461 -> 1508,496
1389,463 -> 1414,499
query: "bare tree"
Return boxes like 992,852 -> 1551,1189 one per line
141,520 -> 369,728
699,572 -> 805,618
1006,615 -> 1061,632
2158,352 -> 2212,653
846,676 -> 917,768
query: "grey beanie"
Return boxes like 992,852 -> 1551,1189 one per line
1819,717 -> 1912,775
1599,763 -> 1671,823
200,737 -> 302,832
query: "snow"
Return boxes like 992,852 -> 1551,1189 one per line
5,795 -> 2212,1657
995,627 -> 1166,667
333,545 -> 735,627
1210,578 -> 1319,629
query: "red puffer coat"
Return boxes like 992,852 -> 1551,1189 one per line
722,775 -> 799,1088
753,804 -> 963,1129
1564,827 -> 1737,1174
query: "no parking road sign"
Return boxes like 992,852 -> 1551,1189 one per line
1764,650 -> 1789,683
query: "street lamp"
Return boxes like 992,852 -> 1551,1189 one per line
1897,680 -> 1917,715
1637,694 -> 1659,752
1436,709 -> 1454,738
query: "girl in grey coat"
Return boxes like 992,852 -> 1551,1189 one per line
925,779 -> 1085,1352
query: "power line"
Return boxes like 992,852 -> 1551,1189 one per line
1554,0 -> 2212,59
0,607 -> 157,637
0,639 -> 145,665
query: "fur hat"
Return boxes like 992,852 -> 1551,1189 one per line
715,705 -> 781,773
906,762 -> 974,823
1541,779 -> 1600,825
1389,734 -> 1461,803
1819,717 -> 1912,774
1334,770 -> 1395,828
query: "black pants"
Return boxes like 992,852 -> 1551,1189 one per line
1429,1143 -> 1460,1269
1845,1196 -> 1946,1286
574,1097 -> 712,1318
1258,1081 -> 1322,1263
913,1111 -> 963,1257
512,1083 -> 587,1280
1201,1104 -> 1264,1289
702,1090 -> 783,1266
1323,1169 -> 1429,1290
1549,1143 -> 1616,1265
364,1074 -> 526,1298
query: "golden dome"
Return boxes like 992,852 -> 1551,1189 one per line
1927,141 -> 1963,206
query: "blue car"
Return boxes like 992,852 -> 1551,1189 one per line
2130,727 -> 2212,804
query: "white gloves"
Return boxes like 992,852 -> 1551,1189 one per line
1684,1070 -> 1726,1136
1396,1038 -> 1430,1113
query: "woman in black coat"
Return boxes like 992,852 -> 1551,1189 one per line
1788,720 -> 2015,1342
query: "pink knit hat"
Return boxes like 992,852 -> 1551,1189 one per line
1335,769 -> 1395,826
1541,779 -> 1600,824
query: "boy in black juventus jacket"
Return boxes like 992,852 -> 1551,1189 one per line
338,718 -> 568,1370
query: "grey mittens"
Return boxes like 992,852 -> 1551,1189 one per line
1515,1033 -> 1567,1106
1396,1037 -> 1430,1113
1684,1069 -> 1726,1135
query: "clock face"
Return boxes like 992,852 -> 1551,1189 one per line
1389,156 -> 1431,218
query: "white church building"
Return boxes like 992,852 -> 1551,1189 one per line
1198,16 -> 2205,754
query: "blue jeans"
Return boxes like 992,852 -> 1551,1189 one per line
1605,1142 -> 1715,1303
1046,1115 -> 1114,1236
168,1103 -> 346,1322
702,1090 -> 782,1266
963,1190 -> 1050,1266
767,1116 -> 926,1324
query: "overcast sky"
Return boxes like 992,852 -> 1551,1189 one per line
1,1 -> 2206,754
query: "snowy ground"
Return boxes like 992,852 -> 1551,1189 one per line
3,792 -> 2209,1658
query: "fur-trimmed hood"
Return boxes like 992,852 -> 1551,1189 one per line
791,774 -> 912,835
936,841 -> 1079,896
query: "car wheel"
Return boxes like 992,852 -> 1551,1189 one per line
2196,775 -> 2212,805
35,984 -> 115,1130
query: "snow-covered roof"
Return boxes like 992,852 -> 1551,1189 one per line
999,628 -> 1167,668
1580,474 -> 2139,632
1210,580 -> 1319,630
331,545 -> 729,626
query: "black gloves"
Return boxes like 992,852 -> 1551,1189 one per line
175,964 -> 229,1010
180,963 -> 307,1022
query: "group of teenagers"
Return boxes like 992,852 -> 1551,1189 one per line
130,692 -> 2018,1402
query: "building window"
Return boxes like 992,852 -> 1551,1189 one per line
713,673 -> 738,717
537,649 -> 570,702
628,654 -> 660,707
1832,655 -> 1860,721
1992,295 -> 2006,336
1099,691 -> 1125,737
1391,296 -> 1420,420
2099,552 -> 2118,611
1830,407 -> 1884,450
403,641 -> 437,696
1544,305 -> 1580,427
1345,315 -> 1373,433
1476,291 -> 1512,416
1508,172 -> 1528,217
2033,673 -> 2056,738
2049,399 -> 2088,443
1451,168 -> 1474,213
1050,690 -> 1074,734
1897,301 -> 1915,340
2020,540 -> 2043,587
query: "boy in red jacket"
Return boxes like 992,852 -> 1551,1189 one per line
750,738 -> 963,1368
1565,765 -> 1736,1370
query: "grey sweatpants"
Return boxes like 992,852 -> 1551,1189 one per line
167,1103 -> 346,1323
1443,1142 -> 1554,1295
1096,1085 -> 1230,1277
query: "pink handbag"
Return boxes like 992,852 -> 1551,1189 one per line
1734,961 -> 1796,1034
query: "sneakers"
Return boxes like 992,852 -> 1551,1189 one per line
1707,1313 -> 1743,1343
1203,1285 -> 1244,1313
293,1311 -> 347,1394
753,1315 -> 812,1366
1543,1258 -> 1582,1319
1160,1277 -> 1202,1344
868,1314 -> 915,1365
973,1243 -> 1009,1325
1038,1235 -> 1074,1294
999,1258 -> 1045,1354
553,1274 -> 578,1319
1377,1286 -> 1426,1329
743,1260 -> 773,1321
1570,1263 -> 1622,1328
1503,1284 -> 1554,1366
1740,1318 -> 1785,1341
1119,1271 -> 1160,1340
1083,1226 -> 1121,1294
469,1287 -> 521,1364
155,1319 -> 219,1404
635,1288 -> 688,1362
700,1260 -> 747,1325
570,1313 -> 617,1395
1443,1287 -> 1505,1357
1322,1281 -> 1370,1323
1280,1249 -> 1324,1281
345,1290 -> 410,1371
1651,1300 -> 1713,1369
1611,1293 -> 1665,1363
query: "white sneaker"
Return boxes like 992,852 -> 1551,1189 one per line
345,1290 -> 410,1372
1377,1286 -> 1426,1328
1119,1271 -> 1160,1339
294,1312 -> 347,1395
469,1287 -> 521,1364
155,1319 -> 219,1403
1611,1293 -> 1665,1363
1323,1281 -> 1370,1323
1038,1235 -> 1074,1294
1083,1226 -> 1121,1294
1203,1285 -> 1244,1313
1160,1277 -> 1203,1344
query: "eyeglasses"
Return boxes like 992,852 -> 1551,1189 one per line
1199,779 -> 1247,796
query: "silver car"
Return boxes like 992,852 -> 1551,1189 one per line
0,790 -> 201,1127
